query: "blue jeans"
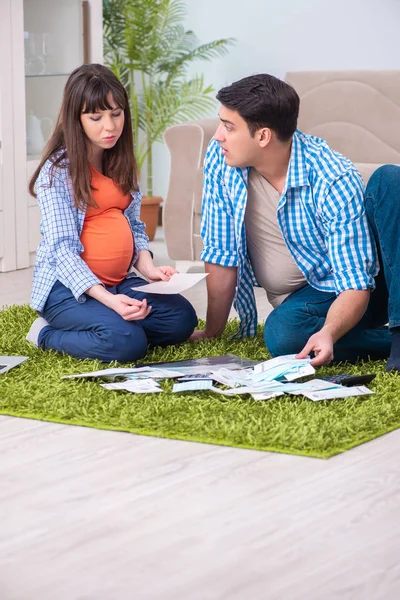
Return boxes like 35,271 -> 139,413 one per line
264,164 -> 400,363
264,284 -> 390,363
365,165 -> 400,329
39,277 -> 198,363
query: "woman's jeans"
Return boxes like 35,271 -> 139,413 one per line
39,276 -> 198,363
264,165 -> 400,363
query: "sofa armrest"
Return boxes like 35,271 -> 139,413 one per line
163,118 -> 218,261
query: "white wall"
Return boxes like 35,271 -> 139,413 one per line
153,0 -> 400,198
88,0 -> 103,63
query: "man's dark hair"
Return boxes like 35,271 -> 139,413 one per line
216,74 -> 299,142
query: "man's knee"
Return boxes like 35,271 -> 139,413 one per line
264,307 -> 303,357
366,164 -> 400,196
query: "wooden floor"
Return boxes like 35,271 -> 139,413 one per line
1,417 -> 399,600
1,231 -> 399,599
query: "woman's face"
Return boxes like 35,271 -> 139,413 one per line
80,92 -> 125,155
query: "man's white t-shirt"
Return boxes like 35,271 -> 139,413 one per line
245,168 -> 306,308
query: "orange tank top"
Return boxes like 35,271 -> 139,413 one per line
80,166 -> 134,287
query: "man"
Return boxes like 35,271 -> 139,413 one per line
190,73 -> 400,371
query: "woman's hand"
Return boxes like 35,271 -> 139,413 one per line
108,294 -> 152,321
134,250 -> 177,282
142,264 -> 177,283
86,285 -> 152,321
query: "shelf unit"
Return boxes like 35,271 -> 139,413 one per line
25,73 -> 73,78
0,0 -> 103,272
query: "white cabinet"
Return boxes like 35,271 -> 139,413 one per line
0,0 -> 103,272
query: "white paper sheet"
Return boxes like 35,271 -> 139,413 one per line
211,378 -> 344,399
101,379 -> 162,393
62,366 -> 185,380
304,385 -> 374,401
209,368 -> 254,387
253,354 -> 304,375
131,273 -> 208,295
251,392 -> 285,400
172,380 -> 214,392
283,363 -> 316,381
252,354 -> 315,382
209,385 -> 276,396
62,367 -> 138,379
285,379 -> 343,394
125,368 -> 185,379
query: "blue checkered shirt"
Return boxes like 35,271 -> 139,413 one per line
200,130 -> 378,337
30,157 -> 150,312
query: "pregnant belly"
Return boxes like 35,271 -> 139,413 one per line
80,211 -> 134,287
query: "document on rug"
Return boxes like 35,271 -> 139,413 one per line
0,356 -> 29,374
303,385 -> 374,401
101,379 -> 162,393
252,354 -> 315,382
62,367 -> 186,380
62,367 -> 139,379
172,380 -> 214,393
136,354 -> 260,375
251,379 -> 343,400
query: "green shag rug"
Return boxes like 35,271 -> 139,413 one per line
1,304 -> 399,459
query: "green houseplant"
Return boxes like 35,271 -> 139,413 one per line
103,0 -> 234,238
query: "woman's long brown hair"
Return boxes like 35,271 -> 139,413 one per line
29,63 -> 139,210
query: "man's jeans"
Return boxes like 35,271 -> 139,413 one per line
365,165 -> 400,329
264,165 -> 400,363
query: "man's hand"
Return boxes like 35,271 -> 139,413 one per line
296,328 -> 334,366
296,289 -> 370,366
189,329 -> 213,342
108,294 -> 152,321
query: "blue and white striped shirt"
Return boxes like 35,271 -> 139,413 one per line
30,156 -> 150,313
200,130 -> 378,337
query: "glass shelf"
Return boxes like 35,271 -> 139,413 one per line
25,72 -> 71,78
23,0 -> 85,158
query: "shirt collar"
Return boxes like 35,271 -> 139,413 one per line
284,130 -> 310,192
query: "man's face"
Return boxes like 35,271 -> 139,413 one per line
213,106 -> 261,168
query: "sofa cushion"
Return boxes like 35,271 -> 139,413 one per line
354,163 -> 382,186
354,162 -> 400,186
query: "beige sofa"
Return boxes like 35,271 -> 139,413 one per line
163,71 -> 400,268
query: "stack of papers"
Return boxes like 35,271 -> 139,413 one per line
62,366 -> 185,381
253,355 -> 315,382
61,354 -> 374,401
